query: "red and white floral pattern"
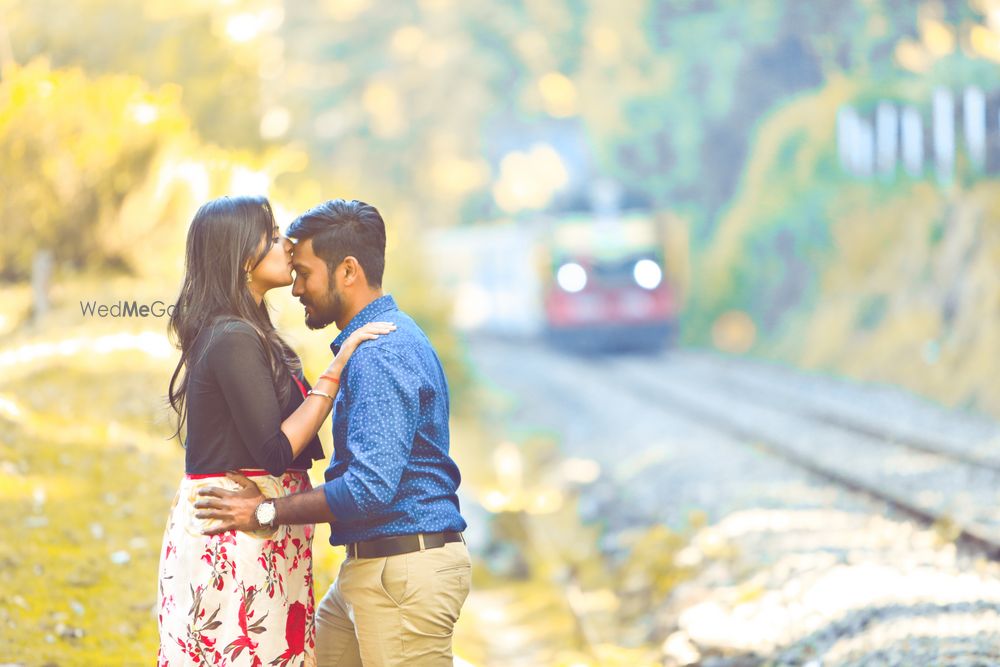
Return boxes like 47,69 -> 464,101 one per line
157,470 -> 316,667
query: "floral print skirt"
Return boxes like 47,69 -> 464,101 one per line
157,469 -> 316,667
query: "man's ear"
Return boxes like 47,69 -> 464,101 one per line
342,256 -> 361,287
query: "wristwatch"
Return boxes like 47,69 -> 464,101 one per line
255,500 -> 277,528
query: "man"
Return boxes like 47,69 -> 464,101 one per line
196,199 -> 470,666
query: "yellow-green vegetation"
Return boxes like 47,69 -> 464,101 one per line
696,67 -> 1000,418
0,60 -> 320,285
0,61 -> 187,280
0,341 -> 179,662
6,0 -> 266,149
793,179 -> 1000,415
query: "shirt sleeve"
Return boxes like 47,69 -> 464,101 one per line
206,321 -> 294,476
323,345 -> 421,522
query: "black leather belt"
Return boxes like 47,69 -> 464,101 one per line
346,531 -> 465,559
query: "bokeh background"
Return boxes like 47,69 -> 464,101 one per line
2,0 -> 1000,665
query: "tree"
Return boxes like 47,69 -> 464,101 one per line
0,62 -> 188,282
4,0 -> 264,147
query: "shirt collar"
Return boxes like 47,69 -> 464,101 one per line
330,294 -> 398,353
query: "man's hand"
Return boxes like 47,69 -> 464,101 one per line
194,472 -> 266,535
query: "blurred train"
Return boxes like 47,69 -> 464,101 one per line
540,213 -> 680,352
422,210 -> 685,352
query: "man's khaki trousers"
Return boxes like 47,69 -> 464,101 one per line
315,540 -> 471,666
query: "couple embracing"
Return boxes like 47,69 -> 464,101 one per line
157,197 -> 470,666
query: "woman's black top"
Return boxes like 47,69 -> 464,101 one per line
183,319 -> 324,476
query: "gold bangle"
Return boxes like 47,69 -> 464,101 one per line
307,389 -> 335,401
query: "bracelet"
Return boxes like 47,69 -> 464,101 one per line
307,389 -> 335,401
318,374 -> 340,384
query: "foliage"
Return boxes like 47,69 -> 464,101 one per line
0,62 -> 188,280
273,0 -> 950,236
0,352 -> 177,661
5,0 -> 264,147
784,179 -> 1000,417
691,48 -> 1000,416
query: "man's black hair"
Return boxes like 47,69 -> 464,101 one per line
287,199 -> 386,287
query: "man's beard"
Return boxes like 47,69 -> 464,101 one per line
303,286 -> 344,330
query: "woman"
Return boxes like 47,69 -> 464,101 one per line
157,195 -> 393,666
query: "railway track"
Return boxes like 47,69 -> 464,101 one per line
673,353 -> 1000,472
608,351 -> 1000,560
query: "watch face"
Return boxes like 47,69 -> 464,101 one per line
257,502 -> 276,525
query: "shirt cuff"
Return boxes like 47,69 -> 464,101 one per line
323,475 -> 364,522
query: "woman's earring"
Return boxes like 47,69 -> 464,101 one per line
246,271 -> 253,283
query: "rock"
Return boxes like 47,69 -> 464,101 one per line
54,623 -> 84,640
662,630 -> 701,665
109,550 -> 130,565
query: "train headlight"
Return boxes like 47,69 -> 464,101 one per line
556,262 -> 588,293
633,259 -> 662,290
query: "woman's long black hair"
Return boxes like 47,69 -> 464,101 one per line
167,195 -> 300,442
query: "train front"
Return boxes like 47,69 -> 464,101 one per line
542,215 -> 678,352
